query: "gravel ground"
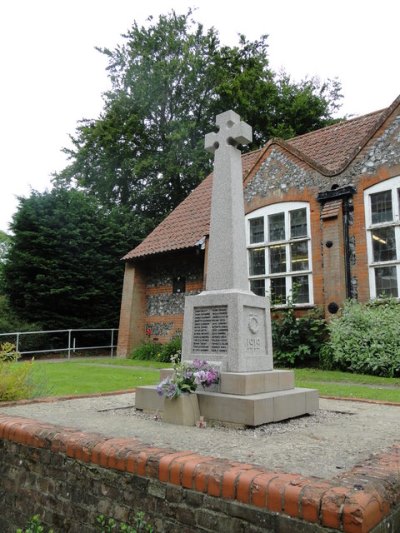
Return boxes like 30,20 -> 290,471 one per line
1,394 -> 400,480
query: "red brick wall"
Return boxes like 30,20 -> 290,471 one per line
117,263 -> 146,357
118,251 -> 204,355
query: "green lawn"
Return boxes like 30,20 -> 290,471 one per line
7,358 -> 400,402
30,358 -> 165,396
293,368 -> 400,403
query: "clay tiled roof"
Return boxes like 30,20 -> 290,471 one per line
123,150 -> 262,260
124,174 -> 212,259
287,109 -> 386,172
125,99 -> 398,260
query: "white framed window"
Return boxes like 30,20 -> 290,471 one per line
246,202 -> 313,306
364,176 -> 400,299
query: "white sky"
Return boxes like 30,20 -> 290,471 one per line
0,0 -> 399,232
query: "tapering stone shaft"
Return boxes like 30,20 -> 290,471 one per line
204,110 -> 252,291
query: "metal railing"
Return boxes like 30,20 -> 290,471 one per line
0,328 -> 118,358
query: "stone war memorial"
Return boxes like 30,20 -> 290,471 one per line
136,110 -> 318,426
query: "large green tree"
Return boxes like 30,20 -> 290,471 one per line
3,189 -> 145,330
54,10 -> 342,228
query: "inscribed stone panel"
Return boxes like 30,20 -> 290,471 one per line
192,305 -> 228,353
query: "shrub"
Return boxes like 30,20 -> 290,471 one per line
0,360 -> 44,401
272,304 -> 327,367
157,335 -> 182,363
130,341 -> 160,361
130,335 -> 182,363
321,299 -> 400,377
0,341 -> 20,362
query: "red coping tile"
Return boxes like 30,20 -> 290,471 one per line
320,486 -> 349,529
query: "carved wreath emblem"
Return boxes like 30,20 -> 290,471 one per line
248,314 -> 259,334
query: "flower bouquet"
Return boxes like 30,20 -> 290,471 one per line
156,356 -> 220,400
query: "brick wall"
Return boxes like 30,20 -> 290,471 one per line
1,414 -> 400,532
117,263 -> 147,357
118,251 -> 204,355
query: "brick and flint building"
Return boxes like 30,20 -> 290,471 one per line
117,96 -> 400,356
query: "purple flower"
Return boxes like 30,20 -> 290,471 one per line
157,359 -> 219,398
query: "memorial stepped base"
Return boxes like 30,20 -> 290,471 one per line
135,369 -> 318,427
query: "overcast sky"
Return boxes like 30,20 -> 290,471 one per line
0,0 -> 399,232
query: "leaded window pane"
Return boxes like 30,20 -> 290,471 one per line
268,213 -> 285,241
371,190 -> 393,224
250,279 -> 265,297
292,275 -> 309,303
249,248 -> 265,276
372,227 -> 396,262
270,244 -> 286,273
290,208 -> 307,238
270,277 -> 286,304
375,266 -> 398,298
290,241 -> 309,271
249,217 -> 264,244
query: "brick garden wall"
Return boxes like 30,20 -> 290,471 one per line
1,414 -> 400,533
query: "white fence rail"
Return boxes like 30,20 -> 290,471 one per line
0,328 -> 118,358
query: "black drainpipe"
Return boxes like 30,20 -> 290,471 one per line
317,185 -> 356,300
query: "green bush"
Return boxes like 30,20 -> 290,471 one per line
272,305 -> 327,367
0,342 -> 20,362
321,299 -> 400,377
130,336 -> 182,363
129,341 -> 160,361
0,360 -> 43,401
157,335 -> 182,363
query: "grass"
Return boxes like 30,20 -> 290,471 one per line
29,357 -> 164,396
2,357 -> 400,402
293,368 -> 400,403
294,368 -> 400,386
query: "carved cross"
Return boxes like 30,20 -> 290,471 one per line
205,110 -> 252,154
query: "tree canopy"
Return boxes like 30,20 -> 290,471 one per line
54,10 -> 342,230
4,10 -> 343,331
3,189 -> 144,330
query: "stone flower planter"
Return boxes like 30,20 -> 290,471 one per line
163,393 -> 200,426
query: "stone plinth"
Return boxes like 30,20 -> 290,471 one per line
135,368 -> 319,427
197,388 -> 318,426
182,290 -> 273,372
220,369 -> 293,395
